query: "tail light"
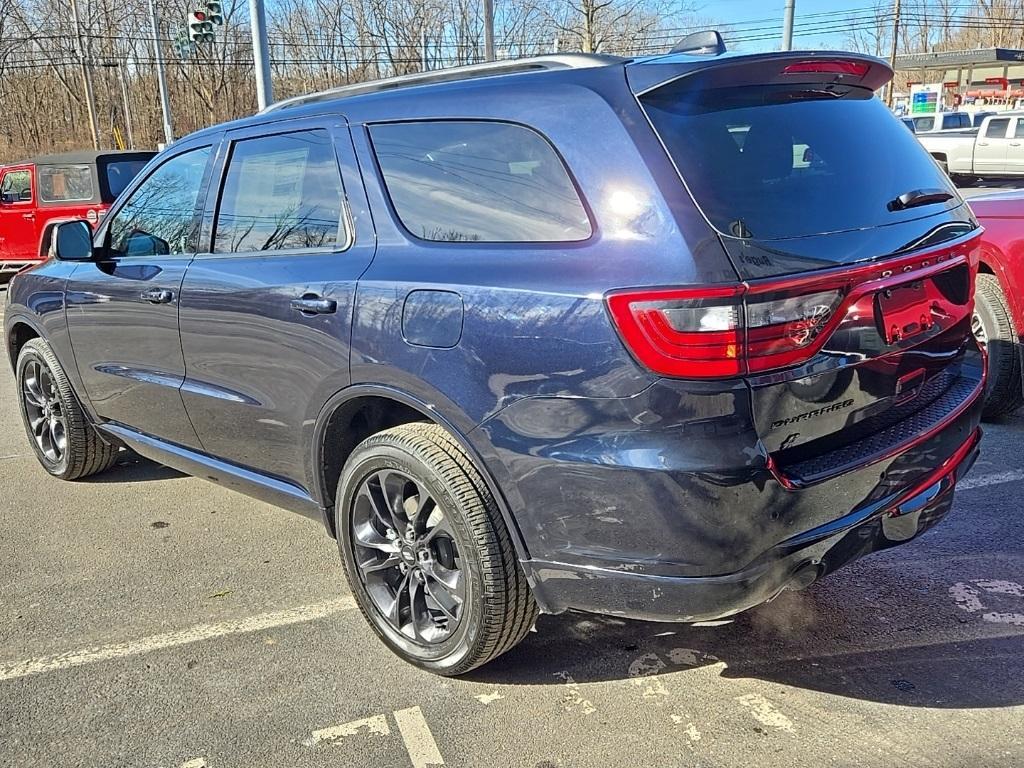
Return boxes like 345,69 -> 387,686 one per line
782,60 -> 871,77
606,237 -> 980,379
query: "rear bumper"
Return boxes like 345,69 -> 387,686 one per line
523,427 -> 981,623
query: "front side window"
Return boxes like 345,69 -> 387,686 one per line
986,118 -> 1010,138
1,170 -> 31,203
38,164 -> 94,202
108,147 -> 210,258
213,130 -> 343,253
370,120 -> 592,243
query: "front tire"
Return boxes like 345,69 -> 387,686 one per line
973,273 -> 1024,420
336,422 -> 537,675
16,338 -> 119,479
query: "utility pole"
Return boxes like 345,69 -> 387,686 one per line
887,0 -> 902,106
118,58 -> 136,149
70,0 -> 100,150
148,0 -> 174,145
781,0 -> 795,51
482,0 -> 495,62
249,0 -> 273,110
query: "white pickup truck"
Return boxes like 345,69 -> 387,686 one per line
918,112 -> 1024,182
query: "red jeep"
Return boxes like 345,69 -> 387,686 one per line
0,150 -> 154,279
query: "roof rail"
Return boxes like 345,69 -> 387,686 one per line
262,53 -> 626,113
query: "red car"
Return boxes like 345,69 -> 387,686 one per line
969,190 -> 1024,418
0,150 -> 153,279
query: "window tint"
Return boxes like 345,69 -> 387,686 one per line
214,130 -> 342,253
986,118 -> 1010,138
914,116 -> 935,131
370,121 -> 591,242
105,159 -> 150,199
1,170 -> 31,203
1016,120 -> 1024,139
641,83 -> 956,242
39,164 -> 94,202
108,147 -> 210,258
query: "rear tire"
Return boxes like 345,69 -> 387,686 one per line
973,273 -> 1024,420
336,422 -> 537,676
16,338 -> 119,479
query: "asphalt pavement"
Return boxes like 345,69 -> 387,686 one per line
1,283 -> 1024,768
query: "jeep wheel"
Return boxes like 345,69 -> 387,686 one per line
336,422 -> 537,675
16,338 -> 119,479
973,273 -> 1024,420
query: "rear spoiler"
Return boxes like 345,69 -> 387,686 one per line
625,50 -> 893,97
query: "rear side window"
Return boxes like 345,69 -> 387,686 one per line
1016,120 -> 1024,139
370,120 -> 591,242
986,118 -> 1010,138
105,159 -> 150,199
214,129 -> 343,253
1,170 -> 31,203
641,82 -> 956,241
38,164 -> 94,202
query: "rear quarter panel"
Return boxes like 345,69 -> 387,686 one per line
974,210 -> 1024,333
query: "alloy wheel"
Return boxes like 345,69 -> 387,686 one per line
21,358 -> 67,465
972,311 -> 988,346
351,469 -> 465,644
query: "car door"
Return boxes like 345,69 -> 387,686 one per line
177,116 -> 375,487
0,166 -> 38,261
64,141 -> 217,449
975,117 -> 1011,173
1008,117 -> 1024,174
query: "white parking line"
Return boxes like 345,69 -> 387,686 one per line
309,714 -> 390,745
0,597 -> 356,682
393,706 -> 445,768
179,759 -> 207,768
957,469 -> 1024,491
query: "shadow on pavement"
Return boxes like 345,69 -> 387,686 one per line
468,579 -> 1024,709
80,451 -> 186,483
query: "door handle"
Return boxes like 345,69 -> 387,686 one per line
1011,142 -> 1022,146
290,295 -> 337,315
21,213 -> 34,220
978,142 -> 989,146
141,288 -> 173,304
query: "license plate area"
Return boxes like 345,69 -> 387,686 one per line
877,280 -> 936,344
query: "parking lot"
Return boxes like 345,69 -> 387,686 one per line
2,254 -> 1024,768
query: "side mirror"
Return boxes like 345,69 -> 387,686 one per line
53,220 -> 94,262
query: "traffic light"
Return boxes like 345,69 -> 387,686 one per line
204,1 -> 223,25
173,29 -> 197,59
188,10 -> 215,43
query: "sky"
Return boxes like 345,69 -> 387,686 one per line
694,0 -> 879,52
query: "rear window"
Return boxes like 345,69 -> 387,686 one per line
914,116 -> 936,131
38,164 -> 95,203
641,83 -> 957,241
370,120 -> 591,243
104,159 -> 150,199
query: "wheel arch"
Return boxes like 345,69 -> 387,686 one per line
6,317 -> 41,372
311,384 -> 531,561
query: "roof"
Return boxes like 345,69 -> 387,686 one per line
895,47 -> 1024,71
27,149 -> 155,167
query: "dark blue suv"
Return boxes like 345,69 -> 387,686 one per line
4,43 -> 986,675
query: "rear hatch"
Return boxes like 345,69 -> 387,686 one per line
616,51 -> 984,486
